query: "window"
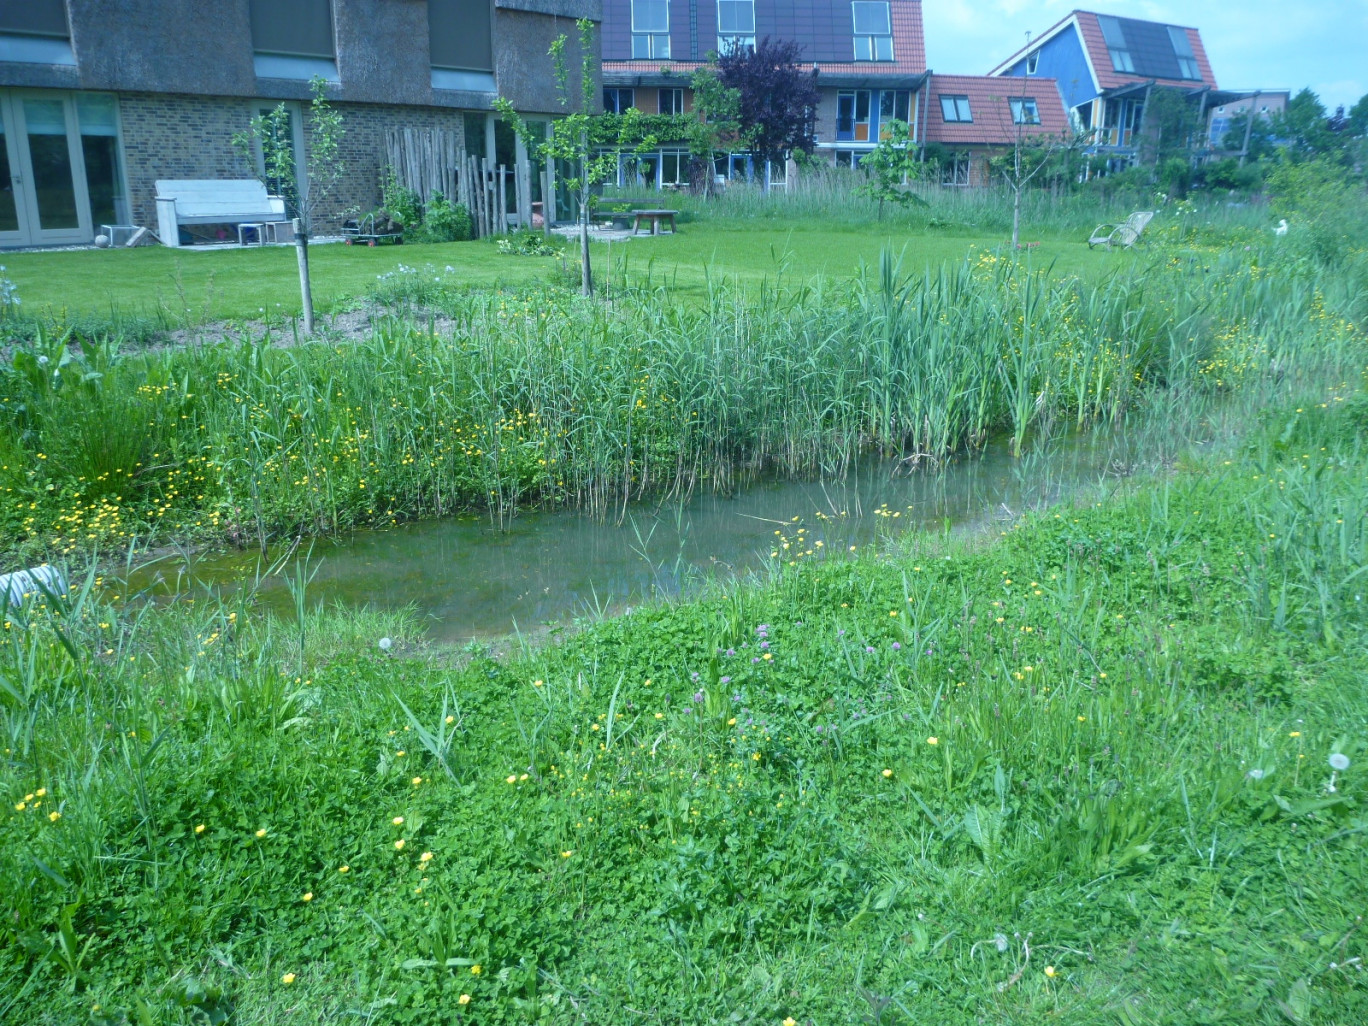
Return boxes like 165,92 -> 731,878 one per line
879,90 -> 911,131
631,0 -> 670,59
430,0 -> 493,73
852,2 -> 893,61
0,0 -> 73,64
660,150 -> 690,187
717,0 -> 755,54
939,95 -> 972,123
1167,26 -> 1200,80
940,153 -> 970,186
837,90 -> 872,141
1010,98 -> 1040,125
1026,50 -> 1040,75
1215,106 -> 1225,114
603,88 -> 635,114
658,88 -> 684,115
250,0 -> 333,57
1096,16 -> 1133,73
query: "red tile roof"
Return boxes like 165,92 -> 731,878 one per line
1074,11 -> 1216,91
988,10 -> 1217,92
603,0 -> 926,78
922,74 -> 1070,146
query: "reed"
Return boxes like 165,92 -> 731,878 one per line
1,230 -> 1364,557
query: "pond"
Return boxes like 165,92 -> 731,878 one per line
125,429 -> 1132,644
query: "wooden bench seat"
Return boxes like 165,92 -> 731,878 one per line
155,179 -> 287,247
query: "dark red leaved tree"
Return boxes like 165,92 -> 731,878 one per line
716,37 -> 819,190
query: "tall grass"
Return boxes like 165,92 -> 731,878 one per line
1,231 -> 1364,555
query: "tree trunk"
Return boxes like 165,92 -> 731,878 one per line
578,199 -> 593,297
1010,188 -> 1021,251
294,217 -> 315,334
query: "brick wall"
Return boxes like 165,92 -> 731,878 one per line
119,93 -> 476,236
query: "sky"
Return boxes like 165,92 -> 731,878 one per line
922,0 -> 1367,112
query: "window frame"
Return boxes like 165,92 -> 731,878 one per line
939,95 -> 972,123
631,0 -> 671,58
658,87 -> 684,115
1009,98 -> 1040,125
851,1 -> 894,62
1096,15 -> 1133,74
603,87 -> 635,114
1026,50 -> 1040,75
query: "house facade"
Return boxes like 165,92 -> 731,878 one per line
0,0 -> 599,248
922,74 -> 1071,187
1206,88 -> 1288,154
599,0 -> 929,186
988,10 -> 1218,170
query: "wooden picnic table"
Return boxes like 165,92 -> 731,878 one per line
632,209 -> 679,235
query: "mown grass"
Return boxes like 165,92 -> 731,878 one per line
1,371 -> 1365,1024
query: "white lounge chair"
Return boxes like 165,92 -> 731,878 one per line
1088,210 -> 1155,250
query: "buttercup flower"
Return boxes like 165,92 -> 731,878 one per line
458,994 -> 471,1005
882,769 -> 893,778
395,839 -> 406,850
927,737 -> 939,745
282,973 -> 296,985
302,892 -> 313,902
255,828 -> 267,839
1044,965 -> 1056,978
392,816 -> 404,826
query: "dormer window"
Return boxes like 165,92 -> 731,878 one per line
631,0 -> 671,59
852,2 -> 893,62
717,0 -> 755,54
1026,51 -> 1040,75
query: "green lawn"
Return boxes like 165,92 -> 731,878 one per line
1,219 -> 1126,326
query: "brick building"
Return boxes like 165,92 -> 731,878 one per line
599,0 -> 929,186
922,74 -> 1071,187
0,0 -> 599,247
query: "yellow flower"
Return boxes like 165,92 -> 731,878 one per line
533,679 -> 544,687
1077,715 -> 1086,722
395,839 -> 406,850
654,712 -> 664,719
412,776 -> 423,786
561,850 -> 573,858
471,964 -> 482,975
590,723 -> 601,731
338,865 -> 350,873
395,750 -> 405,757
445,715 -> 455,724
13,802 -> 24,811
1289,731 -> 1301,738
1044,965 -> 1056,978
728,717 -> 737,726
752,752 -> 761,761
392,816 -> 404,826
255,828 -> 267,839
49,811 -> 61,822
35,788 -> 46,797
282,973 -> 296,985
458,994 -> 471,1005
882,769 -> 893,778
420,851 -> 433,863
302,892 -> 313,902
507,774 -> 518,783
783,1018 -> 798,1026
194,823 -> 205,834
927,737 -> 939,745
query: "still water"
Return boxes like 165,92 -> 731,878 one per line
127,431 -> 1129,644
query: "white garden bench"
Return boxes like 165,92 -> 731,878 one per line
154,179 -> 288,247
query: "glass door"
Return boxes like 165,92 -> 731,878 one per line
0,96 -> 33,246
2,92 -> 91,245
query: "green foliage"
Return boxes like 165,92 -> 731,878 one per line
406,193 -> 473,244
852,120 -> 928,219
379,166 -> 423,229
3,373 -> 1368,1022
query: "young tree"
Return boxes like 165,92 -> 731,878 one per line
854,120 -> 926,219
715,38 -> 819,190
686,66 -> 741,197
234,77 -> 345,335
496,18 -> 644,296
987,92 -> 1069,250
